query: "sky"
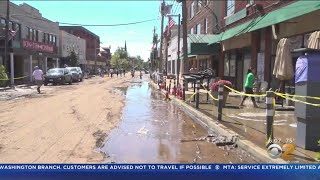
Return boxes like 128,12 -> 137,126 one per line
11,0 -> 180,61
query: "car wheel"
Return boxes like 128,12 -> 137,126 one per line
44,83 -> 48,86
80,78 -> 83,82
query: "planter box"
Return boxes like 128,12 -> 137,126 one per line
211,91 -> 229,107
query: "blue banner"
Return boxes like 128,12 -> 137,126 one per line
0,164 -> 318,180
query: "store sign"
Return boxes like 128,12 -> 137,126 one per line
22,39 -> 54,53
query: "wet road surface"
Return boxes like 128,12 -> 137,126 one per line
101,77 -> 257,163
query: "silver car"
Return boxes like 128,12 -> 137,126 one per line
66,67 -> 83,82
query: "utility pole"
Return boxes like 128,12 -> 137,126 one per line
94,38 -> 97,74
177,14 -> 181,88
159,0 -> 165,73
164,28 -> 168,76
182,0 -> 188,76
4,0 -> 10,68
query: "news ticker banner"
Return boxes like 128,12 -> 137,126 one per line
0,164 -> 319,180
0,164 -> 320,172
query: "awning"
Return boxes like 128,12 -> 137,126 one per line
187,34 -> 221,55
248,1 -> 320,33
209,0 -> 320,45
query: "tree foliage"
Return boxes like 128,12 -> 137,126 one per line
0,65 -> 8,87
69,51 -> 79,67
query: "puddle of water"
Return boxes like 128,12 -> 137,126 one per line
101,80 -> 257,164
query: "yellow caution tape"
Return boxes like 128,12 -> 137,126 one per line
224,85 -> 266,97
199,84 -> 219,101
0,76 -> 28,81
185,92 -> 197,102
275,92 -> 320,101
275,93 -> 320,107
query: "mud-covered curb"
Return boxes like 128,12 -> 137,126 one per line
149,80 -> 287,164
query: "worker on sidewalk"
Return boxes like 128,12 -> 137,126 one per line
32,66 -> 44,94
239,68 -> 258,108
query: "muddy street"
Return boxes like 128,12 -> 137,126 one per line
0,76 -> 131,163
102,76 -> 257,163
0,74 -> 257,163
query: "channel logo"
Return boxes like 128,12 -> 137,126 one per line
267,144 -> 295,160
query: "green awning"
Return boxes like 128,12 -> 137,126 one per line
188,34 -> 221,54
208,0 -> 320,45
248,0 -> 320,32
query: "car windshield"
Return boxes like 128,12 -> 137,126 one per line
48,69 -> 63,74
67,68 -> 78,72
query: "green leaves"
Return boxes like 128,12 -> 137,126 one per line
0,65 -> 8,87
69,51 -> 79,67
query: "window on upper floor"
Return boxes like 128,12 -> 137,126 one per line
197,0 -> 201,12
203,0 -> 208,5
190,1 -> 194,19
190,28 -> 194,34
204,18 -> 207,34
247,0 -> 254,5
226,0 -> 235,17
196,24 -> 201,34
27,27 -> 32,40
43,33 -> 47,43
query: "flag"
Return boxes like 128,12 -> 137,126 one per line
168,16 -> 175,29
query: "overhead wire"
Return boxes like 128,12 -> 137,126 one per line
10,14 -> 160,27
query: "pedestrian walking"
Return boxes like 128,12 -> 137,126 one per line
123,69 -> 126,76
32,66 -> 44,94
116,69 -> 119,77
239,68 -> 258,108
140,71 -> 142,79
110,69 -> 114,78
120,69 -> 122,77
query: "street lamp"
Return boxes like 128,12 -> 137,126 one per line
166,14 -> 181,89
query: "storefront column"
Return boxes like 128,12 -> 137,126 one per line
264,27 -> 272,83
251,31 -> 260,70
10,53 -> 14,86
44,57 -> 48,72
56,58 -> 59,68
218,51 -> 224,78
29,55 -> 33,82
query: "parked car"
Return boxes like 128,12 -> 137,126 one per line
44,68 -> 73,86
66,67 -> 83,82
76,67 -> 84,81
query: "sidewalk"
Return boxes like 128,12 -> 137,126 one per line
164,78 -> 318,163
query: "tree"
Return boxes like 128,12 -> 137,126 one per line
116,47 -> 128,59
111,53 -> 121,69
69,51 -> 79,67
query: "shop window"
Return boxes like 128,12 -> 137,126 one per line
191,28 -> 194,34
224,55 -> 229,76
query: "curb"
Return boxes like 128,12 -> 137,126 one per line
149,80 -> 288,164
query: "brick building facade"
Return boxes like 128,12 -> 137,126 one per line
59,26 -> 103,71
211,0 -> 320,94
0,2 -> 60,84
